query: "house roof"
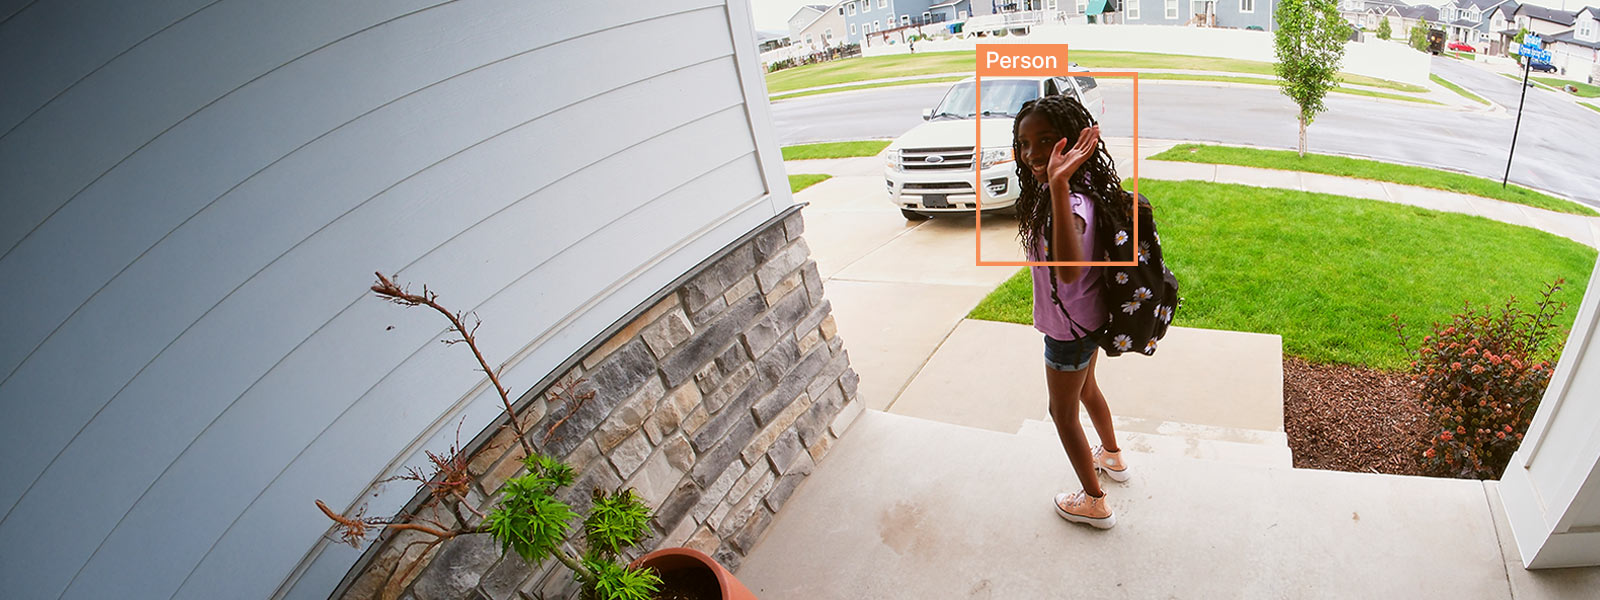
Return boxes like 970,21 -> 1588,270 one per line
1517,4 -> 1577,26
1492,1 -> 1519,18
1395,4 -> 1439,20
1548,29 -> 1600,49
806,4 -> 831,11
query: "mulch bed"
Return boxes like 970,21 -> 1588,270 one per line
1282,357 -> 1434,477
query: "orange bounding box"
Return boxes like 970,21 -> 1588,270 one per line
974,43 -> 1139,267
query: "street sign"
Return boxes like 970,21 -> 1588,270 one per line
1526,33 -> 1542,46
1524,47 -> 1552,63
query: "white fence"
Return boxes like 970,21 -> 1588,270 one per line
862,23 -> 1431,86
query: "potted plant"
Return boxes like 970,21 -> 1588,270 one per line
317,273 -> 755,600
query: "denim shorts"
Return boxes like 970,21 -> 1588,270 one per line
1043,330 -> 1102,372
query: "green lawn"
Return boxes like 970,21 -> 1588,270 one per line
1148,144 -> 1598,216
788,174 -> 831,193
967,180 -> 1595,369
781,141 -> 891,160
770,76 -> 967,100
1583,102 -> 1600,113
1431,73 -> 1489,105
1530,76 -> 1600,98
1138,73 -> 1440,104
1501,72 -> 1558,91
764,50 -> 1423,94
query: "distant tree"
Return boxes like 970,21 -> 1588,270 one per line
1377,17 -> 1392,40
1512,27 -> 1530,64
1275,0 -> 1349,157
1409,18 -> 1432,52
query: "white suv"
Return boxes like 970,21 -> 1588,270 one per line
885,70 -> 1105,220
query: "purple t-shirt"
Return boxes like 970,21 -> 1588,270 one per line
1029,191 -> 1105,340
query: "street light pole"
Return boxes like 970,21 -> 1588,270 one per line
1503,55 -> 1531,188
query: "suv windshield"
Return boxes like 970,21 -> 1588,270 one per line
928,80 -> 1040,120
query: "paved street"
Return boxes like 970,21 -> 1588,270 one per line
770,59 -> 1600,207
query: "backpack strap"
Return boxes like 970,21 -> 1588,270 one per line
1044,213 -> 1090,339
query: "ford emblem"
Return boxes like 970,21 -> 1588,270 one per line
925,155 -> 944,164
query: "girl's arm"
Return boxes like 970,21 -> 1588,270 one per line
1046,125 -> 1100,285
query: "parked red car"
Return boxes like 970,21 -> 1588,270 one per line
1448,41 -> 1476,52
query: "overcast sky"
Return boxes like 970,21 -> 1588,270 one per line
747,0 -> 1593,33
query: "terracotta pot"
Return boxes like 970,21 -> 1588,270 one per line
631,547 -> 757,600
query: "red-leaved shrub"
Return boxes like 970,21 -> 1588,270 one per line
1391,280 -> 1569,479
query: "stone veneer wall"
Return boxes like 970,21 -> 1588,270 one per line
337,210 -> 863,600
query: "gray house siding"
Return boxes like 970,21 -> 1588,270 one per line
1214,0 -> 1276,30
0,0 -> 789,598
1124,0 -> 1276,29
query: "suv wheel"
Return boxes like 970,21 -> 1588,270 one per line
901,209 -> 931,221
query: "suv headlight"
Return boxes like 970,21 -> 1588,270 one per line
979,147 -> 1013,169
884,149 -> 901,171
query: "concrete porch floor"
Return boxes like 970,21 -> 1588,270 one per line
736,410 -> 1600,599
750,147 -> 1600,597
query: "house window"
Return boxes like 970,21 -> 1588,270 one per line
863,0 -> 871,12
1128,0 -> 1140,19
826,28 -> 834,40
880,0 -> 888,7
902,14 -> 910,24
1241,0 -> 1253,13
1192,0 -> 1208,17
839,7 -> 845,16
850,23 -> 857,34
959,10 -> 968,19
1166,0 -> 1178,19
1077,0 -> 1088,13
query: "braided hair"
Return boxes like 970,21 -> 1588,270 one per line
1012,94 -> 1131,258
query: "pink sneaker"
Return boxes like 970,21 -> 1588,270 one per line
1094,445 -> 1130,482
1054,490 -> 1116,529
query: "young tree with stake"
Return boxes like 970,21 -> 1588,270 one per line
1274,0 -> 1349,157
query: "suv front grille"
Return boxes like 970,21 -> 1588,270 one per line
900,146 -> 975,170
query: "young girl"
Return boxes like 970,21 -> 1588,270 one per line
1012,95 -> 1131,529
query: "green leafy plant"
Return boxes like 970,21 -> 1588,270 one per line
1274,0 -> 1349,156
317,273 -> 661,600
1409,18 -> 1432,53
1391,280 -> 1569,479
1377,17 -> 1391,41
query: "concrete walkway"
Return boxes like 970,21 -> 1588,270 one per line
787,138 -> 1599,433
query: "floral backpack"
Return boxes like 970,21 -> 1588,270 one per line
1049,192 -> 1181,357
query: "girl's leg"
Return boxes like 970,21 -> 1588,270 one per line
1045,363 -> 1103,497
1078,354 -> 1120,452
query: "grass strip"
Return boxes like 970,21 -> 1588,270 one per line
967,180 -> 1595,369
788,174 -> 832,193
1431,73 -> 1489,105
781,141 -> 891,160
1148,143 -> 1597,216
1137,73 -> 1440,104
1530,76 -> 1600,98
764,50 -> 1422,94
1582,102 -> 1600,113
770,76 -> 966,100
